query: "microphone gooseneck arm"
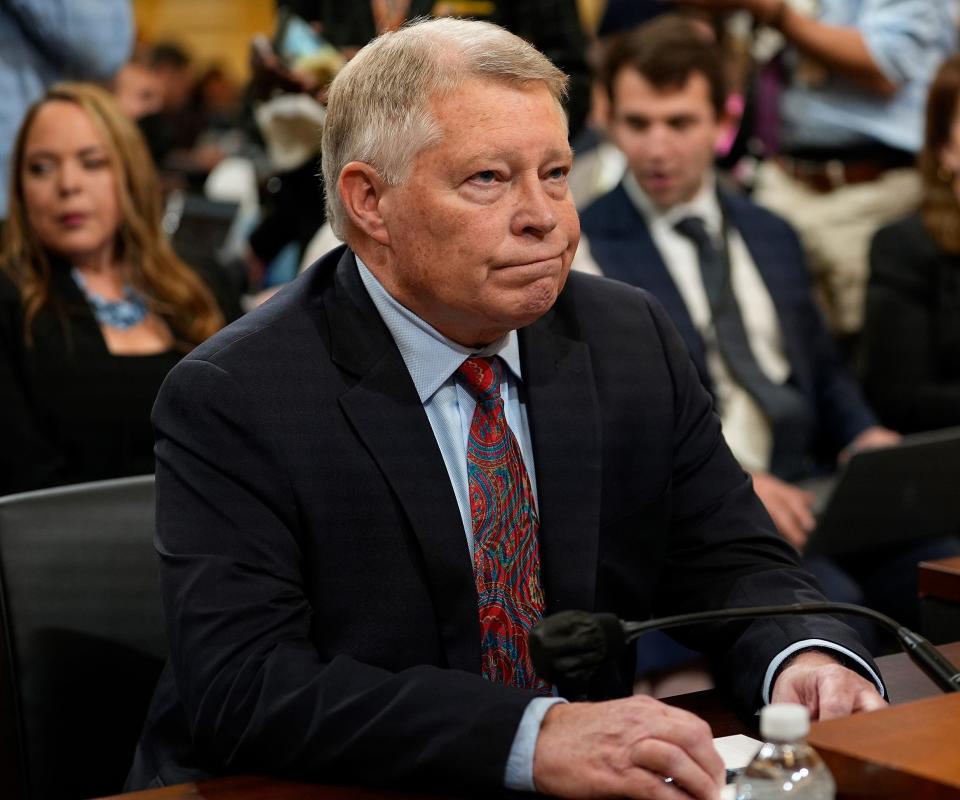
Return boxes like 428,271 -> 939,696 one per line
529,602 -> 960,694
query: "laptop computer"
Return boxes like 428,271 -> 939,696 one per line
801,426 -> 960,558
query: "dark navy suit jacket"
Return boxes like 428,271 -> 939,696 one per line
126,246 -> 873,790
580,182 -> 876,474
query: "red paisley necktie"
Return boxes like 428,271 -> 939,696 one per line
457,356 -> 549,692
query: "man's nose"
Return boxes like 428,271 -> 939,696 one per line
644,125 -> 671,158
512,174 -> 558,237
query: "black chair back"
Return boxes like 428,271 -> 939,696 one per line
0,476 -> 165,800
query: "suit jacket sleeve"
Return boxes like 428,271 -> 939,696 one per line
151,356 -> 533,788
637,292 -> 877,708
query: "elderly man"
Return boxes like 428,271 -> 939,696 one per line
128,18 -> 883,799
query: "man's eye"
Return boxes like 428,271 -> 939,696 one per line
546,167 -> 568,181
471,170 -> 498,184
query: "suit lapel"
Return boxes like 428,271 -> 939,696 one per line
520,311 -> 601,615
326,252 -> 481,674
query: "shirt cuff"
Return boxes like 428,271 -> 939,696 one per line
504,696 -> 568,791
762,638 -> 886,704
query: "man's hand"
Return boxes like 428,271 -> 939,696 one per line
771,650 -> 887,720
533,696 -> 725,799
838,426 -> 901,465
750,471 -> 816,550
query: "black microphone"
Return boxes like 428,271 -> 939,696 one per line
529,601 -> 960,694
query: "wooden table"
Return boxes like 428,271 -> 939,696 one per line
920,557 -> 960,644
920,557 -> 960,604
99,643 -> 960,800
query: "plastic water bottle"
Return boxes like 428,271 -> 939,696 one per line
735,703 -> 836,799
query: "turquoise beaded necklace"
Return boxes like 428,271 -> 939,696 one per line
71,267 -> 149,330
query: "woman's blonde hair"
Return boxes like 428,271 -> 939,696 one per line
920,55 -> 960,254
1,81 -> 223,346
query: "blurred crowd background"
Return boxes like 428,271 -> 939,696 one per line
2,0 -> 960,670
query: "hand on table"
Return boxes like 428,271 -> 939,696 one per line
533,695 -> 725,799
750,471 -> 816,550
771,650 -> 887,720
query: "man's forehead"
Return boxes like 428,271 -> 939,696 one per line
614,68 -> 714,115
425,78 -> 568,146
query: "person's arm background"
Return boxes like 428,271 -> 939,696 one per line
674,0 -> 954,98
862,220 -> 960,433
5,0 -> 134,79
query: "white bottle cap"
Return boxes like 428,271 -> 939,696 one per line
760,703 -> 810,740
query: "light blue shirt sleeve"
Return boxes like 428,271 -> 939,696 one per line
780,0 -> 958,151
5,0 -> 134,78
504,696 -> 568,791
858,0 -> 957,87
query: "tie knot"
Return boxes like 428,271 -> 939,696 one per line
457,356 -> 502,400
674,215 -> 712,248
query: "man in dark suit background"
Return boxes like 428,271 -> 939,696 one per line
577,16 -> 957,635
128,17 -> 885,798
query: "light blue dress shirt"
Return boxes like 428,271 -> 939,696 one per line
0,0 -> 134,217
780,0 -> 958,152
355,257 -> 559,790
355,255 -> 883,791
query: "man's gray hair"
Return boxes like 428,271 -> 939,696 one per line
321,16 -> 569,239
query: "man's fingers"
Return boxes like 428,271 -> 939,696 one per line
533,697 -> 725,799
646,709 -> 725,792
814,667 -> 885,720
854,687 -> 888,713
752,472 -> 816,548
630,739 -> 722,800
613,768 -> 706,800
781,486 -> 816,533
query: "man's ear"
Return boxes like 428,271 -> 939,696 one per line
338,161 -> 391,246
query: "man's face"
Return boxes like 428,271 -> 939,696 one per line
376,79 -> 580,347
609,68 -> 723,211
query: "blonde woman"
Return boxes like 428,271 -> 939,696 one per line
0,82 -> 228,494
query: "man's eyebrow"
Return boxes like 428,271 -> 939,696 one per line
464,147 -> 574,164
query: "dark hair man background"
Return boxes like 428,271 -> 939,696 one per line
128,18 -> 884,799
576,15 -> 960,643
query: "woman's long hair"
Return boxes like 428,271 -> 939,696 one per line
920,55 -> 960,254
0,82 -> 224,345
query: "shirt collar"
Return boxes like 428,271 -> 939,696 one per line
621,169 -> 723,238
355,255 -> 523,403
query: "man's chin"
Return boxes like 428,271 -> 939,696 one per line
506,281 -> 564,327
